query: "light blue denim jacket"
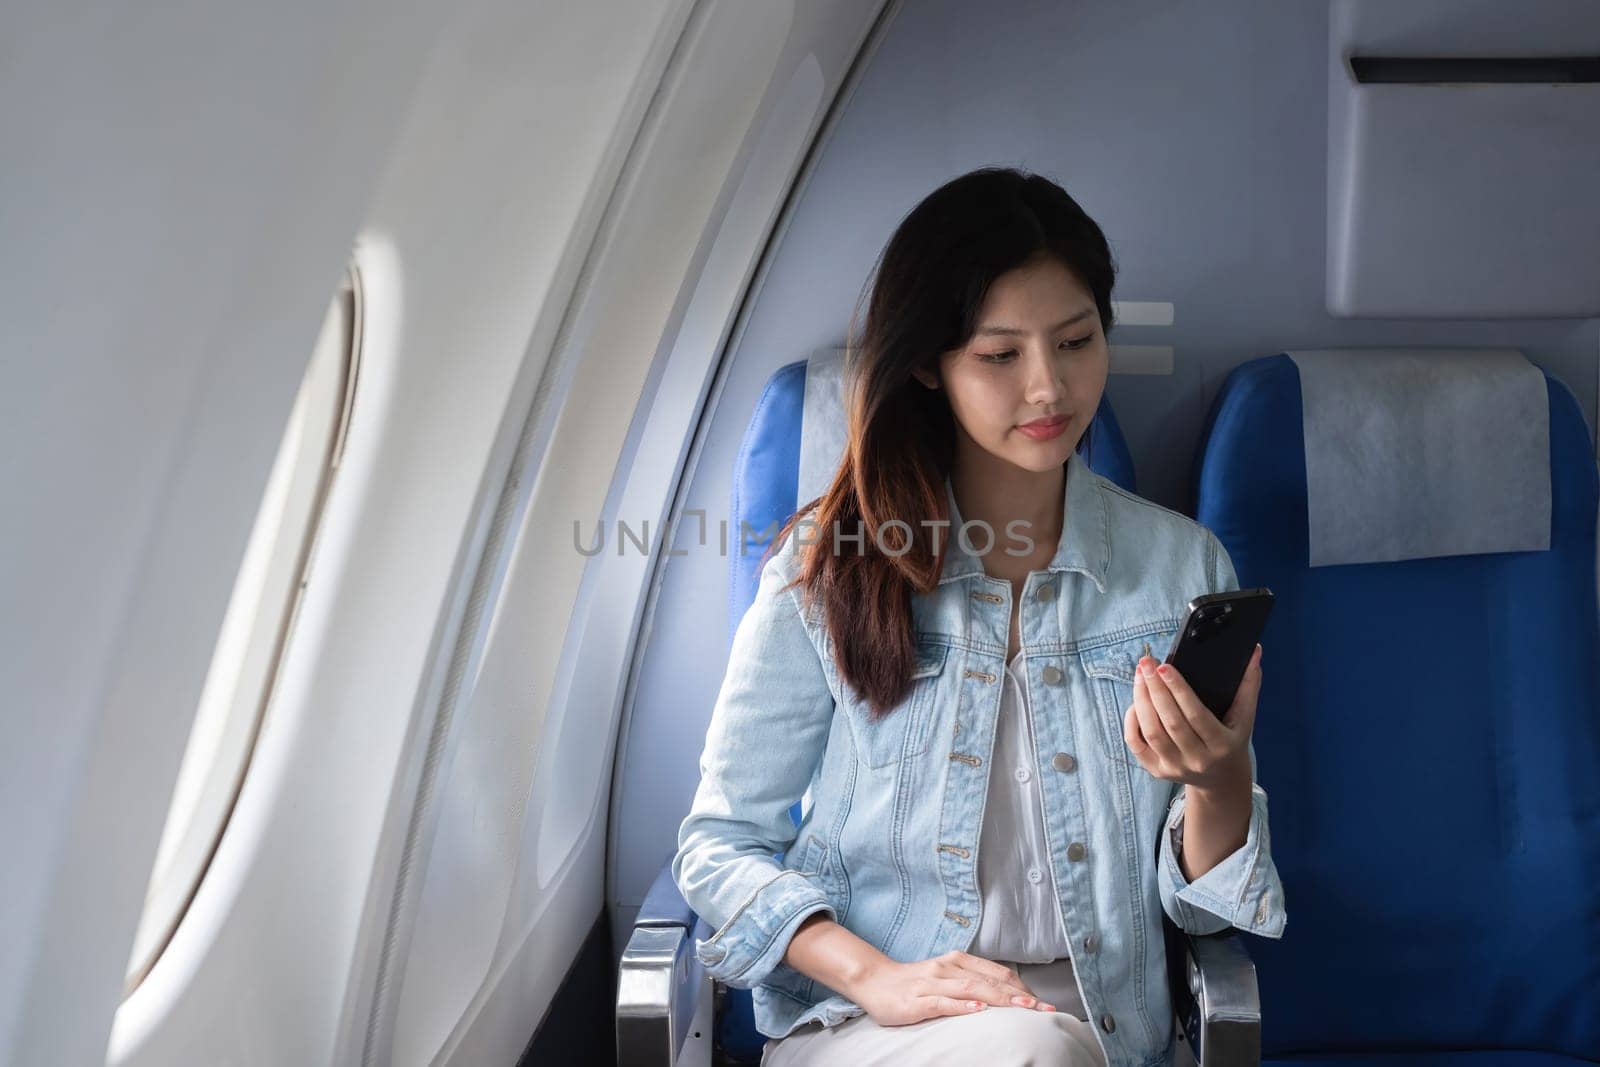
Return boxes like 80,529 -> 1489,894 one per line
674,450 -> 1287,1066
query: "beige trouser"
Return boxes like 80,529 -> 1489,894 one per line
760,958 -> 1110,1066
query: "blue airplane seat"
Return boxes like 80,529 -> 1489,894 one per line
1192,352 -> 1600,1066
714,353 -> 1137,1063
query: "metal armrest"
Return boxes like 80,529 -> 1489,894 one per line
617,863 -> 712,1067
1164,919 -> 1261,1067
636,857 -> 698,929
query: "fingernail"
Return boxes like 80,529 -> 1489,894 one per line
968,1000 -> 982,1009
1039,1002 -> 1056,1011
1139,661 -> 1154,675
1011,995 -> 1035,1007
1156,664 -> 1171,676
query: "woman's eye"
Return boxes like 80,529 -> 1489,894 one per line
979,334 -> 1092,362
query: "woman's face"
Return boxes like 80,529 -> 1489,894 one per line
914,254 -> 1109,475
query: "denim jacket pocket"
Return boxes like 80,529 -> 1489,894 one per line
840,636 -> 948,769
785,833 -> 827,880
1080,624 -> 1182,762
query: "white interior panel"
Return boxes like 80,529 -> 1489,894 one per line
0,4 -> 446,1064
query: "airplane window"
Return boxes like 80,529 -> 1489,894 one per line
121,264 -> 364,994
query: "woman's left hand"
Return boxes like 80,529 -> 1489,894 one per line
1122,645 -> 1261,790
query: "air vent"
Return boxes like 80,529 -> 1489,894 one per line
1350,55 -> 1600,84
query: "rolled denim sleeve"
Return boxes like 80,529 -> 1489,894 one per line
671,536 -> 838,989
1158,750 -> 1286,938
1157,530 -> 1288,938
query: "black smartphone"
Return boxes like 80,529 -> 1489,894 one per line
1161,588 -> 1274,718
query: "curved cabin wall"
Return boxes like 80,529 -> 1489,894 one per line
0,6 -> 447,1065
95,2 -> 888,1066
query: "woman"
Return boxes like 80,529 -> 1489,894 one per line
674,167 -> 1286,1067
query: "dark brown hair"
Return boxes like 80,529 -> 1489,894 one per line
762,167 -> 1117,718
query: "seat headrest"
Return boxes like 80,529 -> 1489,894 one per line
1285,348 -> 1551,565
798,349 -> 850,510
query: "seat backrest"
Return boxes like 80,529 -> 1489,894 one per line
715,350 -> 1137,1061
1194,350 -> 1600,1057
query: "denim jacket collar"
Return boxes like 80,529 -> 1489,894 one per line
939,448 -> 1110,593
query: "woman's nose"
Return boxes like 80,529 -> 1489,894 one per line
1023,347 -> 1066,401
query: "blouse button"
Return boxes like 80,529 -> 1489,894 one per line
1014,766 -> 1031,783
1026,868 -> 1043,884
1041,665 -> 1064,684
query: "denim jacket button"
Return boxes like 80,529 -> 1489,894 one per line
1041,665 -> 1064,684
1051,752 -> 1076,773
1035,584 -> 1056,601
1100,1013 -> 1116,1034
1082,933 -> 1099,954
1067,842 -> 1086,861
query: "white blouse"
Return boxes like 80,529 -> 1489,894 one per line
970,651 -> 1089,1017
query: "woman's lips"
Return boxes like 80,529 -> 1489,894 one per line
1017,415 -> 1069,441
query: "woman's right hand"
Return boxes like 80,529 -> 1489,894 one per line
845,950 -> 1057,1027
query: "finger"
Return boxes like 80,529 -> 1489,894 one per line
953,954 -> 1037,1000
934,952 -> 995,988
1125,701 -> 1172,780
1124,702 -> 1149,760
978,975 -> 1033,1005
1133,664 -> 1183,764
924,996 -> 987,1018
946,976 -> 1021,1008
1129,671 -> 1181,779
1140,657 -> 1208,759
1222,644 -> 1263,732
978,962 -> 1054,1011
1152,659 -> 1228,752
